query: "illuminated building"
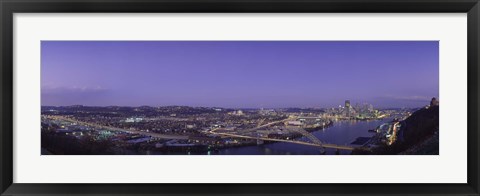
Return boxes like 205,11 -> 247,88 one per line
345,100 -> 351,108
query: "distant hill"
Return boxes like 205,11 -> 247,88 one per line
41,105 -> 231,117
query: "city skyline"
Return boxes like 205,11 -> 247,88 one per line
39,102 -> 427,110
41,41 -> 439,108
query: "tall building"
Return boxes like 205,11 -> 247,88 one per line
344,100 -> 355,118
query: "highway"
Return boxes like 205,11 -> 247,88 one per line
210,128 -> 355,151
46,115 -> 189,140
47,115 -> 355,150
388,122 -> 400,145
250,117 -> 323,145
247,118 -> 291,131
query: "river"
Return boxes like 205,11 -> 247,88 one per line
211,118 -> 392,155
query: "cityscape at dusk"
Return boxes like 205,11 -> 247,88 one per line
41,41 -> 439,155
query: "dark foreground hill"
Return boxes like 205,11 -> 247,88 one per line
353,105 -> 439,155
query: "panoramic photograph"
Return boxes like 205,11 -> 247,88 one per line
41,41 -> 439,155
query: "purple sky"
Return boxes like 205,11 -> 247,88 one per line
41,41 -> 438,108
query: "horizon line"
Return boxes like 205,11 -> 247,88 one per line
41,104 -> 423,109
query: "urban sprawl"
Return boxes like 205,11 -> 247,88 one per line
41,98 -> 440,155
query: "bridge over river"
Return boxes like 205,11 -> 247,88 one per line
46,115 -> 356,151
210,131 -> 355,150
210,118 -> 355,151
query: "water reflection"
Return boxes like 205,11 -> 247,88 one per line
213,119 -> 391,155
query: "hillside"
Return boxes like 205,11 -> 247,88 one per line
353,105 -> 439,155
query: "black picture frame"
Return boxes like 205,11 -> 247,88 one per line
1,0 -> 479,195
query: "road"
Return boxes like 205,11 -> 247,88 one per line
247,118 -> 291,131
388,122 -> 399,145
210,128 -> 355,151
46,115 -> 189,140
47,115 -> 355,150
